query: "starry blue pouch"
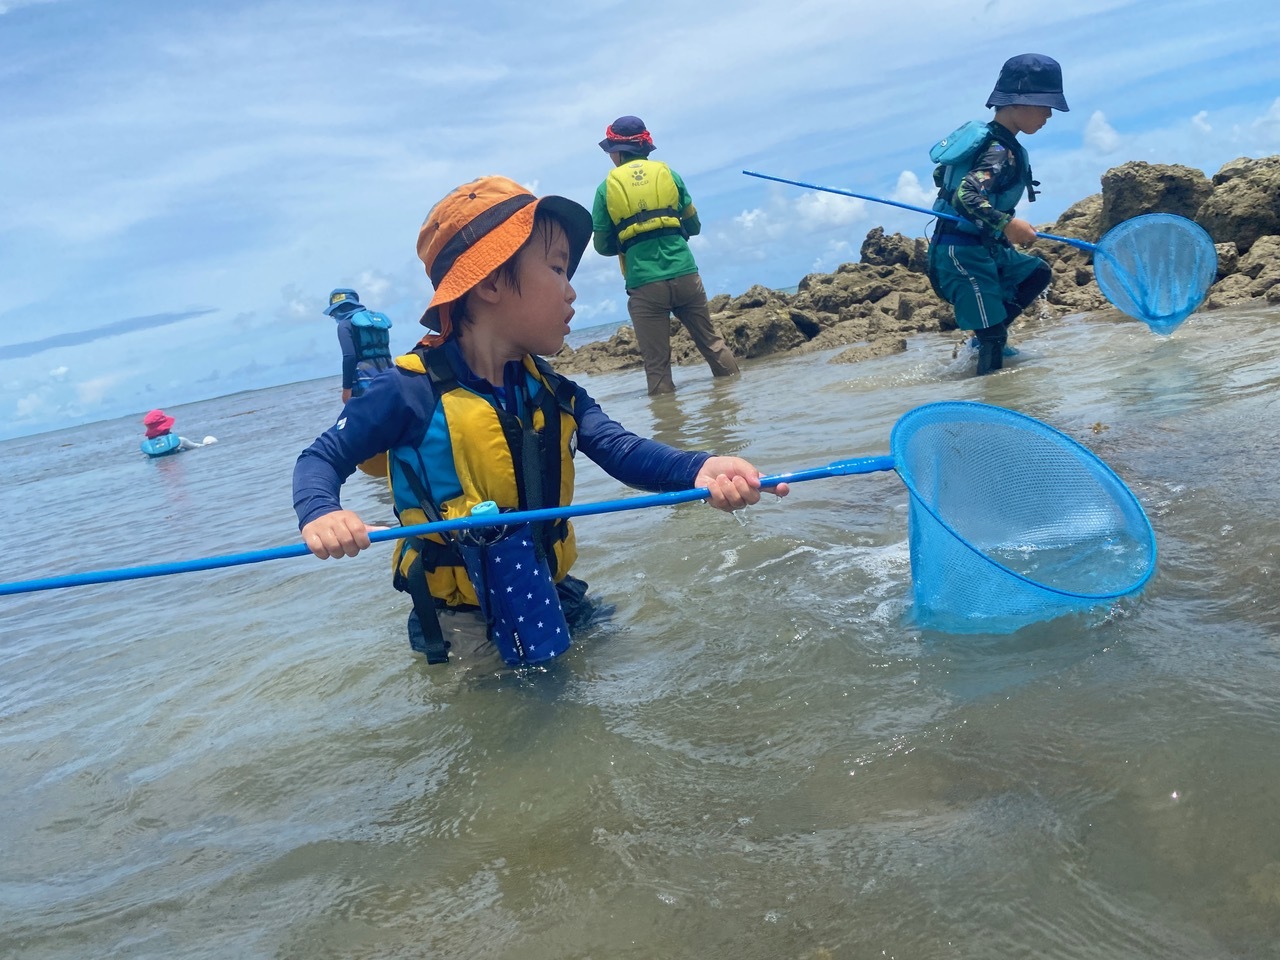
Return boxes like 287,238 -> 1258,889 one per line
455,522 -> 571,666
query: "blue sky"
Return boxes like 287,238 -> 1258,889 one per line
3,0 -> 1278,439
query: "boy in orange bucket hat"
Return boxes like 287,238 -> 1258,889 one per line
293,176 -> 788,668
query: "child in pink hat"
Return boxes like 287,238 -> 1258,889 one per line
140,410 -> 216,455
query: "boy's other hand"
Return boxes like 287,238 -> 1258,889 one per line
1003,217 -> 1037,247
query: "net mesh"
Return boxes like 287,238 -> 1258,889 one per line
891,402 -> 1156,633
1092,213 -> 1218,335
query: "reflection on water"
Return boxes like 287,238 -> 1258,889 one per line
2,308 -> 1280,958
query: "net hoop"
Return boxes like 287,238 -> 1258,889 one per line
891,402 -> 1157,604
1092,213 -> 1218,336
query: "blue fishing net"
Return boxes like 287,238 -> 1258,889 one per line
891,402 -> 1156,633
1093,213 -> 1218,335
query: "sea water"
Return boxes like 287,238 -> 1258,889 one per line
2,307 -> 1279,958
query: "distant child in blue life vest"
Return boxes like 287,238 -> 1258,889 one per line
324,288 -> 394,403
294,176 -> 788,668
926,53 -> 1069,375
140,409 -> 215,457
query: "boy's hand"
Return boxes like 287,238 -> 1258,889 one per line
301,510 -> 380,559
1003,217 -> 1038,247
696,456 -> 791,513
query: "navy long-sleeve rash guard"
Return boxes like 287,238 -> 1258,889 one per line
334,318 -> 360,391
293,348 -> 711,530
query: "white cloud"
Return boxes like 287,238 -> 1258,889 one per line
279,285 -> 311,322
735,208 -> 767,232
795,191 -> 867,231
730,188 -> 866,248
811,239 -> 857,274
14,392 -> 43,417
1249,97 -> 1280,146
890,170 -> 935,210
1084,110 -> 1123,155
355,271 -> 393,306
49,366 -> 68,380
733,207 -> 789,242
77,374 -> 123,407
1192,110 -> 1212,134
571,297 -> 621,325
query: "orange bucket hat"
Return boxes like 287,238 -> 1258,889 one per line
416,175 -> 592,345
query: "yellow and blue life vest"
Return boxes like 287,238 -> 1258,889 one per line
387,346 -> 580,611
605,159 -> 688,252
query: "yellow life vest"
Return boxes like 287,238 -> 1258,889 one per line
387,348 -> 579,609
605,159 -> 687,251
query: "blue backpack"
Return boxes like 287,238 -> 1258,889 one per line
348,308 -> 392,330
929,120 -> 994,193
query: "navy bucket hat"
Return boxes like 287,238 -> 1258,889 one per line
598,115 -> 655,156
324,288 -> 361,316
986,54 -> 1069,112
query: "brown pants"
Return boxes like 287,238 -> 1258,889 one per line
627,273 -> 740,394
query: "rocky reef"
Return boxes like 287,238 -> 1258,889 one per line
553,155 -> 1280,376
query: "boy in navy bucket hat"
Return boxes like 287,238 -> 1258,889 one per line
294,175 -> 788,669
926,54 -> 1069,375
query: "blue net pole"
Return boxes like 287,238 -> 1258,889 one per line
0,457 -> 896,596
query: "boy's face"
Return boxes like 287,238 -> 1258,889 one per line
1008,104 -> 1053,135
503,220 -> 576,356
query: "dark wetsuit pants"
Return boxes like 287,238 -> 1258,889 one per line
928,239 -> 1051,374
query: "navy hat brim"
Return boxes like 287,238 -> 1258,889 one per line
324,299 -> 362,316
987,90 -> 1070,112
598,138 -> 653,156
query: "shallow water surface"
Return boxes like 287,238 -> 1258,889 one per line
2,306 -> 1279,958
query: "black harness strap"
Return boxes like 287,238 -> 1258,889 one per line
530,357 -> 578,560
614,206 -> 680,233
619,225 -> 687,253
392,453 -> 454,664
403,555 -> 449,664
